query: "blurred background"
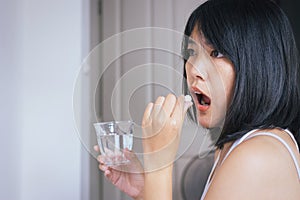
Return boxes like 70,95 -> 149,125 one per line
1,0 -> 299,200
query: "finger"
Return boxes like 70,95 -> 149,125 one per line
151,96 -> 165,118
123,149 -> 140,165
104,169 -> 114,181
142,102 -> 154,127
104,170 -> 111,177
98,163 -> 108,171
94,145 -> 99,152
123,149 -> 143,173
171,95 -> 185,120
160,93 -> 177,118
97,155 -> 105,164
123,148 -> 135,160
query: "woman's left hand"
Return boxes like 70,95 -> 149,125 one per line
94,146 -> 144,200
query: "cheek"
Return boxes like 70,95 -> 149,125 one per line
225,79 -> 235,108
221,68 -> 235,107
185,63 -> 193,85
211,62 -> 235,108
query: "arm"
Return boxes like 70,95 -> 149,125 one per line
94,94 -> 192,200
141,94 -> 192,200
144,165 -> 173,200
204,135 -> 300,200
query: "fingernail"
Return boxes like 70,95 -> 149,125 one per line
105,170 -> 111,177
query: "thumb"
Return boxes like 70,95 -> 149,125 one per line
123,148 -> 136,161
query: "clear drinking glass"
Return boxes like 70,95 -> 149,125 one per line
94,121 -> 134,166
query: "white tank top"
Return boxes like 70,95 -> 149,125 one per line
200,129 -> 300,200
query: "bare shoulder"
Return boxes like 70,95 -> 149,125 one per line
204,131 -> 300,200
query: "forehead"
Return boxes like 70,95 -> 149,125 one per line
188,27 -> 211,49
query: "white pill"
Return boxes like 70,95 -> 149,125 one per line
184,95 -> 192,102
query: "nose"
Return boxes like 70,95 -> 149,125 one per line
186,59 -> 208,81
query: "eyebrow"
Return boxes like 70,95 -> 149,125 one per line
188,37 -> 215,52
187,38 -> 197,45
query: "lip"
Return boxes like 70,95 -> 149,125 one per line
190,86 -> 211,112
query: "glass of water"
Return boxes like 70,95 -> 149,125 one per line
93,121 -> 134,166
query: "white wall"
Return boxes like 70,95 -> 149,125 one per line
0,0 -> 82,199
0,0 -> 22,199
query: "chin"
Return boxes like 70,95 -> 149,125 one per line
197,115 -> 225,129
198,118 -> 213,129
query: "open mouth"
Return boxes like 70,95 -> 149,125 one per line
194,91 -> 211,112
196,92 -> 211,106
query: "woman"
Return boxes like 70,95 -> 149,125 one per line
96,0 -> 300,199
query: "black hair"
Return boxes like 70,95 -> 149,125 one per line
182,0 -> 300,149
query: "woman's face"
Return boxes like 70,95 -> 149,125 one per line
185,28 -> 235,128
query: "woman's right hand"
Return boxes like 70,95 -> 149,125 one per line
142,94 -> 192,171
141,94 -> 192,200
94,145 -> 144,200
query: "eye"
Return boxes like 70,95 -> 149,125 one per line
186,48 -> 196,57
210,50 -> 224,58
